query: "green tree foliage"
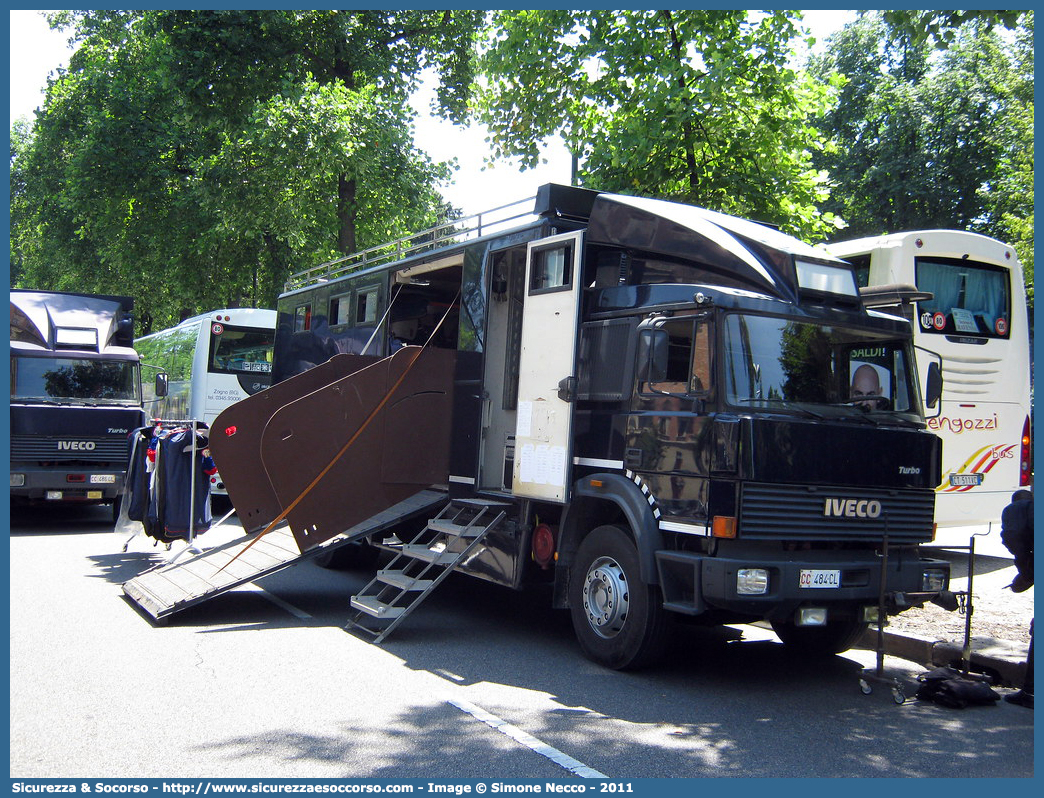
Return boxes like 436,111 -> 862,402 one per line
10,10 -> 481,330
882,9 -> 1024,49
475,9 -> 843,240
810,12 -> 1033,306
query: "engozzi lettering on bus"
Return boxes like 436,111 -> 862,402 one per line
926,414 -> 999,434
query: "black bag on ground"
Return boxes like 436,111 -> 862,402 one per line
915,666 -> 1000,708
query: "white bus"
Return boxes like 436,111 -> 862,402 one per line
825,231 -> 1032,529
136,308 -> 277,494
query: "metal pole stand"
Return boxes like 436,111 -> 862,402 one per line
859,527 -> 909,704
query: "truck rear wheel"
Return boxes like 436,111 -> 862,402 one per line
569,524 -> 668,670
770,618 -> 869,655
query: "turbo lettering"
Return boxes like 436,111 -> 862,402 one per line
824,498 -> 882,518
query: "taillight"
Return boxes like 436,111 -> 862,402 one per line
531,523 -> 555,568
1019,416 -> 1032,486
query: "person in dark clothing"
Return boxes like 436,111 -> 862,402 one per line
1000,489 -> 1033,708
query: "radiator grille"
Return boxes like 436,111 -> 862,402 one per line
10,436 -> 130,466
740,483 -> 935,544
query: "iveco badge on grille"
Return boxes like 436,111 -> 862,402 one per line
823,498 -> 882,518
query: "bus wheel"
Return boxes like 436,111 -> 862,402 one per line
770,618 -> 869,655
569,524 -> 668,670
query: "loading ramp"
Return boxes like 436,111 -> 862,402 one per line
122,489 -> 447,622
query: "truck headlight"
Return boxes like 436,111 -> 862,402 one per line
10,473 -> 25,487
922,569 -> 948,592
737,568 -> 769,595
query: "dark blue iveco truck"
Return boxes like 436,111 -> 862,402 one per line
147,185 -> 951,668
11,290 -> 145,516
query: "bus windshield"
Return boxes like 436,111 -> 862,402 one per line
11,355 -> 140,404
209,325 -> 274,375
722,314 -> 921,421
915,257 -> 1011,339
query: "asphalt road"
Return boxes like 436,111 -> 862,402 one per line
8,503 -> 1035,780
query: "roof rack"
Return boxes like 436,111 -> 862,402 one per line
284,195 -> 537,293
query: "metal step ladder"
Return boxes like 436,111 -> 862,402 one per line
345,499 -> 507,643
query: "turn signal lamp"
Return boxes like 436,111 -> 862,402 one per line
712,515 -> 737,538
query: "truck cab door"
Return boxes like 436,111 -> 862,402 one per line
512,231 -> 584,503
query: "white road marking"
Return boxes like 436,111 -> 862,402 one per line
447,696 -> 608,778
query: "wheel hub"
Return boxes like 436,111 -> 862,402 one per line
582,556 -> 629,638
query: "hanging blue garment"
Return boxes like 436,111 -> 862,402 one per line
159,428 -> 213,538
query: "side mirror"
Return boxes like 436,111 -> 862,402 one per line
155,372 -> 169,398
637,329 -> 668,384
924,360 -> 942,410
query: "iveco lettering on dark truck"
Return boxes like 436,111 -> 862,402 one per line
11,290 -> 145,516
131,186 -> 951,669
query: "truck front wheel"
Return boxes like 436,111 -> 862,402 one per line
569,525 -> 668,670
770,618 -> 869,655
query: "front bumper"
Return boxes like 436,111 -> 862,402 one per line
656,547 -> 950,621
10,467 -> 124,502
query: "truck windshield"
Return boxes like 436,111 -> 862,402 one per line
10,356 -> 140,404
722,314 -> 921,420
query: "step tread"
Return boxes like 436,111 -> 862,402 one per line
350,595 -> 406,618
377,569 -> 434,591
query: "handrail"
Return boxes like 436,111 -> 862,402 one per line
284,194 -> 538,293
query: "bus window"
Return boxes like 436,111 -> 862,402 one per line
294,304 -> 312,332
210,326 -> 275,375
329,293 -> 351,326
355,287 -> 379,325
165,324 -> 201,382
915,257 -> 1010,338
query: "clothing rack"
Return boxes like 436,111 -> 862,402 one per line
120,418 -> 213,562
162,418 -> 203,563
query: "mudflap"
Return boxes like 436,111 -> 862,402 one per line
210,347 -> 456,553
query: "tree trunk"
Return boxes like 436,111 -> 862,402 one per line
262,232 -> 291,307
338,174 -> 357,255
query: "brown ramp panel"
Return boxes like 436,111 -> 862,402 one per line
210,353 -> 379,533
122,489 -> 448,621
259,346 -> 456,552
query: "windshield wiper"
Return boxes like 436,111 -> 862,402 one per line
737,398 -> 826,420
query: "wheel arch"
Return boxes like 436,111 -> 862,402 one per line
554,472 -> 664,606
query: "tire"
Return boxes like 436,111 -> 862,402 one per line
771,618 -> 869,655
569,524 -> 668,670
314,541 -> 379,571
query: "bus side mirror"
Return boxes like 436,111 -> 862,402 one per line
924,361 -> 942,410
155,372 -> 169,398
637,329 -> 668,384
